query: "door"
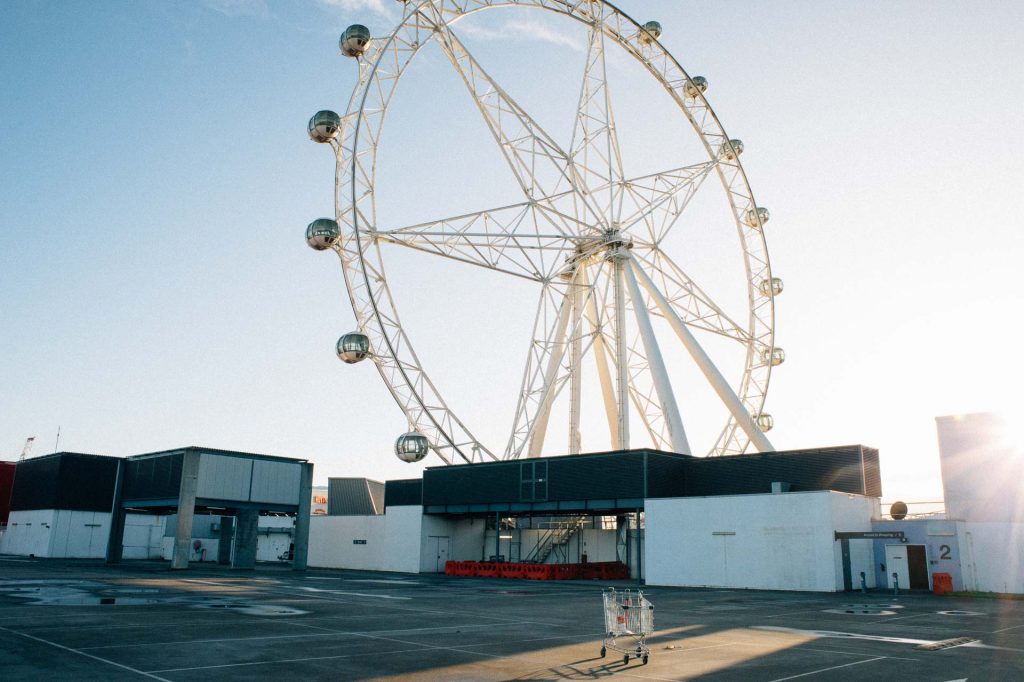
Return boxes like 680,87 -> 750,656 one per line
432,536 -> 450,573
885,544 -> 910,590
906,544 -> 930,589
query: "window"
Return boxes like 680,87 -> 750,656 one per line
520,461 -> 548,502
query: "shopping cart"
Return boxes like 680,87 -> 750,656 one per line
600,587 -> 654,665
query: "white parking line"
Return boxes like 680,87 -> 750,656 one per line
768,656 -> 887,681
295,586 -> 411,600
0,625 -> 171,681
80,621 -> 513,650
992,623 -> 1024,633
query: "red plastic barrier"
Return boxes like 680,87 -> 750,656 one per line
447,560 -> 628,580
474,562 -> 499,577
932,572 -> 953,595
551,564 -> 581,580
499,563 -> 527,579
526,564 -> 553,580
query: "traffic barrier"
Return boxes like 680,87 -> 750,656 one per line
445,560 -> 628,580
932,572 -> 953,595
474,562 -> 499,577
525,564 -> 552,580
499,563 -> 527,579
551,564 -> 580,580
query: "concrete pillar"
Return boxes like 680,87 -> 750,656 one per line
292,462 -> 313,571
105,460 -> 126,564
217,516 -> 234,565
171,450 -> 200,570
232,508 -> 258,569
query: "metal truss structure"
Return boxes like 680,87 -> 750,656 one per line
321,0 -> 781,465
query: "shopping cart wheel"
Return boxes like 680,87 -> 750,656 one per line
642,655 -> 649,665
600,647 -> 606,658
623,654 -> 629,664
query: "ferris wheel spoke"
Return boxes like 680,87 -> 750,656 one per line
628,254 -> 773,452
571,0 -> 625,222
416,3 -> 603,227
632,246 -> 753,343
618,161 -> 718,245
374,202 -> 581,281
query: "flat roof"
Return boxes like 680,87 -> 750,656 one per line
127,446 -> 307,464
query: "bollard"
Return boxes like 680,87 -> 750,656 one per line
892,572 -> 899,597
860,571 -> 867,594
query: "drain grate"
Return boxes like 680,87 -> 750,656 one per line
823,608 -> 896,616
916,637 -> 977,651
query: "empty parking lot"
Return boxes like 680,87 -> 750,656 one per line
0,558 -> 1022,680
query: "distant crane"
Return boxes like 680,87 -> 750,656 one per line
19,437 -> 35,461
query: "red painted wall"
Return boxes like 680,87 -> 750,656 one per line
0,461 -> 16,525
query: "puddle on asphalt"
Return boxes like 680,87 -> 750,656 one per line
0,580 -> 306,615
190,600 -> 308,616
937,610 -> 985,616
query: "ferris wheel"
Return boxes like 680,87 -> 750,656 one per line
306,0 -> 784,466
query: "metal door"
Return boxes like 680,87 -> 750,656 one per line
885,544 -> 909,590
433,536 -> 450,573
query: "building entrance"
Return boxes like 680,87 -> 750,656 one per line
885,544 -> 929,590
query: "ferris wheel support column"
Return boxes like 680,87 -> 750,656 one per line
628,254 -> 775,452
568,271 -> 583,455
613,254 -> 630,450
582,266 -> 619,446
527,288 -> 574,459
622,254 -> 691,456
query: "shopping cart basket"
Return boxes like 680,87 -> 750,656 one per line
600,587 -> 653,665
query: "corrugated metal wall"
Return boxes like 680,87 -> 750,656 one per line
251,460 -> 302,505
0,462 -> 15,524
411,445 -> 880,510
10,454 -> 118,512
123,453 -> 183,501
861,447 -> 882,497
682,446 -> 871,497
196,454 -> 252,501
327,478 -> 384,515
384,479 -> 422,508
123,450 -> 303,506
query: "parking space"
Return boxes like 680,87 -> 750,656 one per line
0,559 -> 1022,680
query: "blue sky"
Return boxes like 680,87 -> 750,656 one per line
2,1 -> 1022,500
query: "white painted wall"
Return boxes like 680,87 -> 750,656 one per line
308,505 -> 423,573
0,509 -> 57,557
830,493 -> 878,589
161,536 -> 220,562
256,516 -> 295,562
958,521 -> 1024,594
419,515 -> 486,571
49,511 -> 111,558
0,510 -> 114,558
646,492 -> 876,592
122,514 -> 165,560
